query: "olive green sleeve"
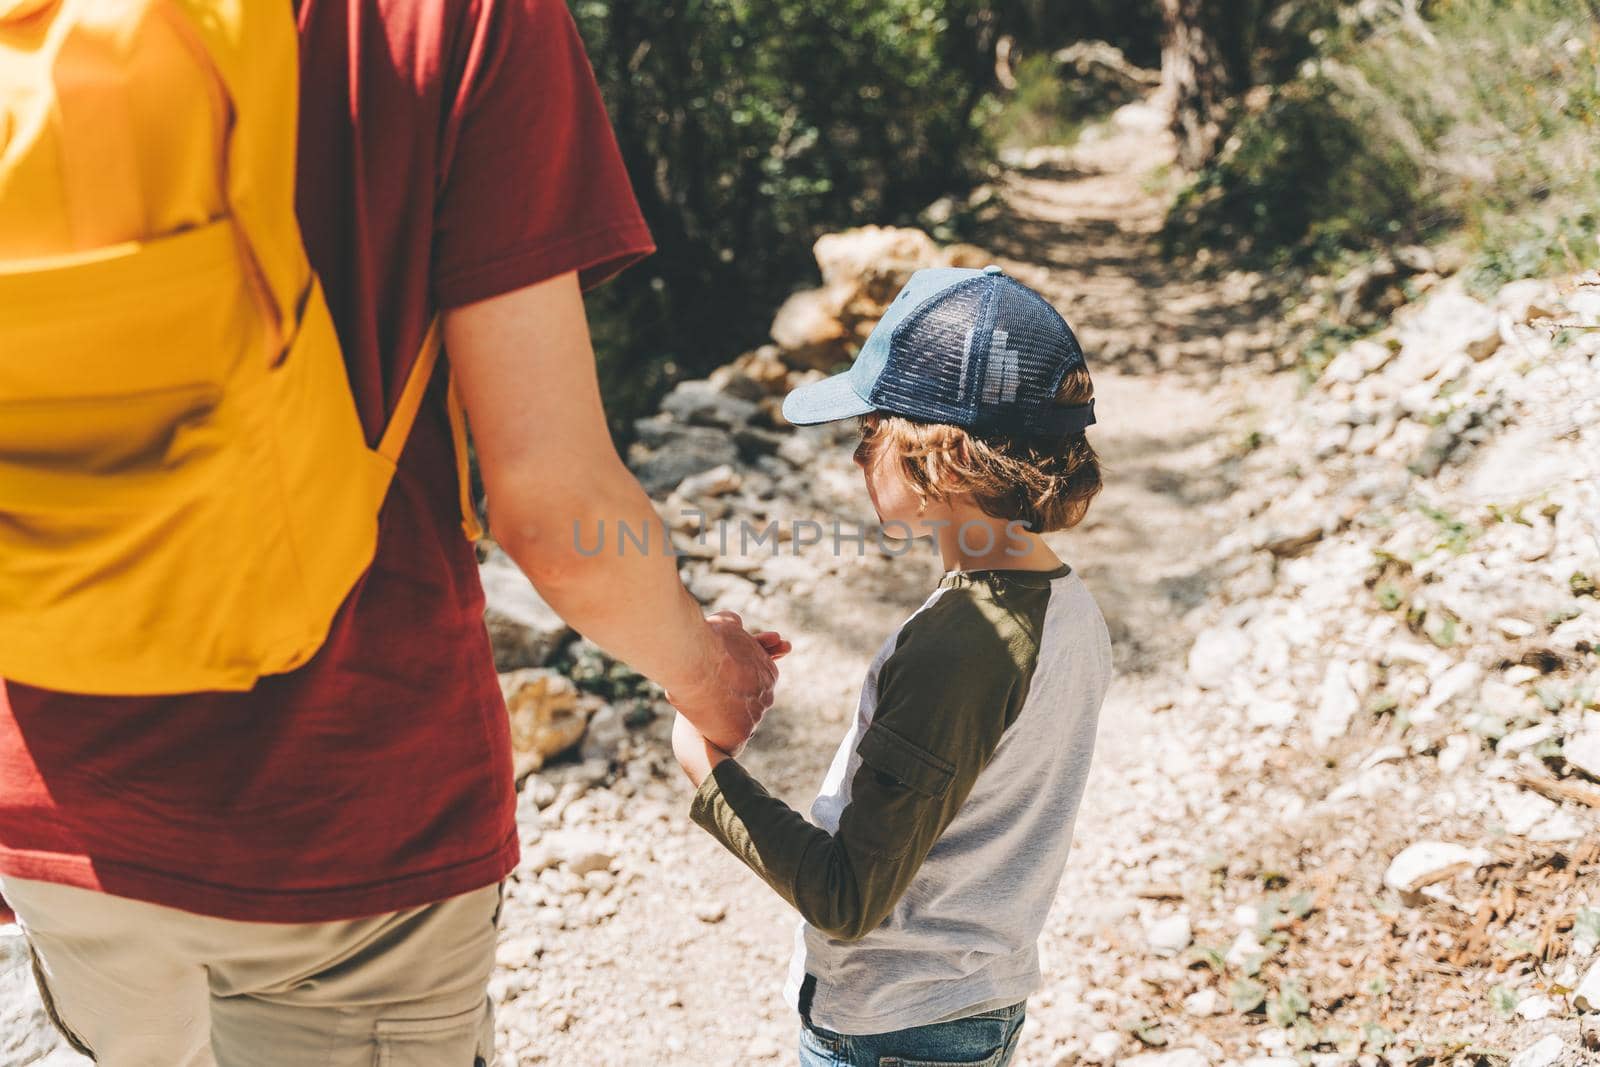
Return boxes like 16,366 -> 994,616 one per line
688,586 -> 1039,942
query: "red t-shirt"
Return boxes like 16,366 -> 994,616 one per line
0,0 -> 653,923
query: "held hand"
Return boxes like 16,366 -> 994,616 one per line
665,611 -> 783,754
671,712 -> 730,788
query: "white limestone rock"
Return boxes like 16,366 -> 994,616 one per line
1383,841 -> 1490,898
1507,1034 -> 1564,1067
1188,626 -> 1251,690
1145,913 -> 1193,957
1573,958 -> 1600,1012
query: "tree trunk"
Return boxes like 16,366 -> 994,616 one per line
1159,0 -> 1231,170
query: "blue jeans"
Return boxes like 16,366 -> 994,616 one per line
798,1002 -> 1026,1067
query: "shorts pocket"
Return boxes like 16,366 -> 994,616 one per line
878,1051 -> 1007,1067
24,935 -> 96,1060
374,998 -> 492,1067
875,1008 -> 1023,1067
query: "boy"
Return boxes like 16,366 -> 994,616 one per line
673,265 -> 1114,1066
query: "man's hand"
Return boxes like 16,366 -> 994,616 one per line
664,611 -> 788,755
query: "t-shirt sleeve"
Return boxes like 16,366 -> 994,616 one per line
689,589 -> 1034,942
432,0 -> 654,308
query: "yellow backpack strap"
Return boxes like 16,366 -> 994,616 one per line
377,318 -> 485,541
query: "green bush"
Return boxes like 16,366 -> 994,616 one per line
987,53 -> 1087,151
571,0 -> 999,432
1167,0 -> 1600,275
1165,71 -> 1431,263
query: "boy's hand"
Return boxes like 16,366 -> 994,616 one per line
672,712 -> 732,788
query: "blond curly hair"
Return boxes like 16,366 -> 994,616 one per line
856,364 -> 1103,533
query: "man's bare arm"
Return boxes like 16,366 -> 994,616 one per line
445,271 -> 776,750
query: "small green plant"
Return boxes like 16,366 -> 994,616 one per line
1486,503 -> 1532,527
1266,979 -> 1311,1028
1237,428 -> 1268,454
1548,605 -> 1584,627
1504,936 -> 1538,956
1536,683 -> 1567,713
1489,984 -> 1519,1018
1286,1015 -> 1320,1051
1362,1022 -> 1395,1055
1186,945 -> 1227,974
1416,502 -> 1478,555
1301,320 -> 1370,379
1425,611 -> 1459,649
1231,977 -> 1268,1013
1374,583 -> 1405,611
1124,1016 -> 1168,1048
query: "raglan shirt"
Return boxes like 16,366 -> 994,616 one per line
690,565 -> 1113,1035
0,0 -> 653,923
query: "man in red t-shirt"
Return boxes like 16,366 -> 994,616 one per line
0,1 -> 779,1062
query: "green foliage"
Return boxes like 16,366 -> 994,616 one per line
1471,210 -> 1600,295
1266,979 -> 1311,1027
1166,70 -> 1430,264
1488,984 -> 1519,1018
988,53 -> 1087,150
1124,1016 -> 1169,1047
1230,976 -> 1268,1013
1167,0 -> 1600,275
571,0 -> 1000,431
1416,502 -> 1477,554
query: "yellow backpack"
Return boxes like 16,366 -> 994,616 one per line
0,0 -> 479,695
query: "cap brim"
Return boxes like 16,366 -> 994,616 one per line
781,371 -> 875,425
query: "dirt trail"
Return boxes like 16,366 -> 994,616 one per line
485,109 -> 1297,1066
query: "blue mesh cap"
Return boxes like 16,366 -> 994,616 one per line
781,265 -> 1096,435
